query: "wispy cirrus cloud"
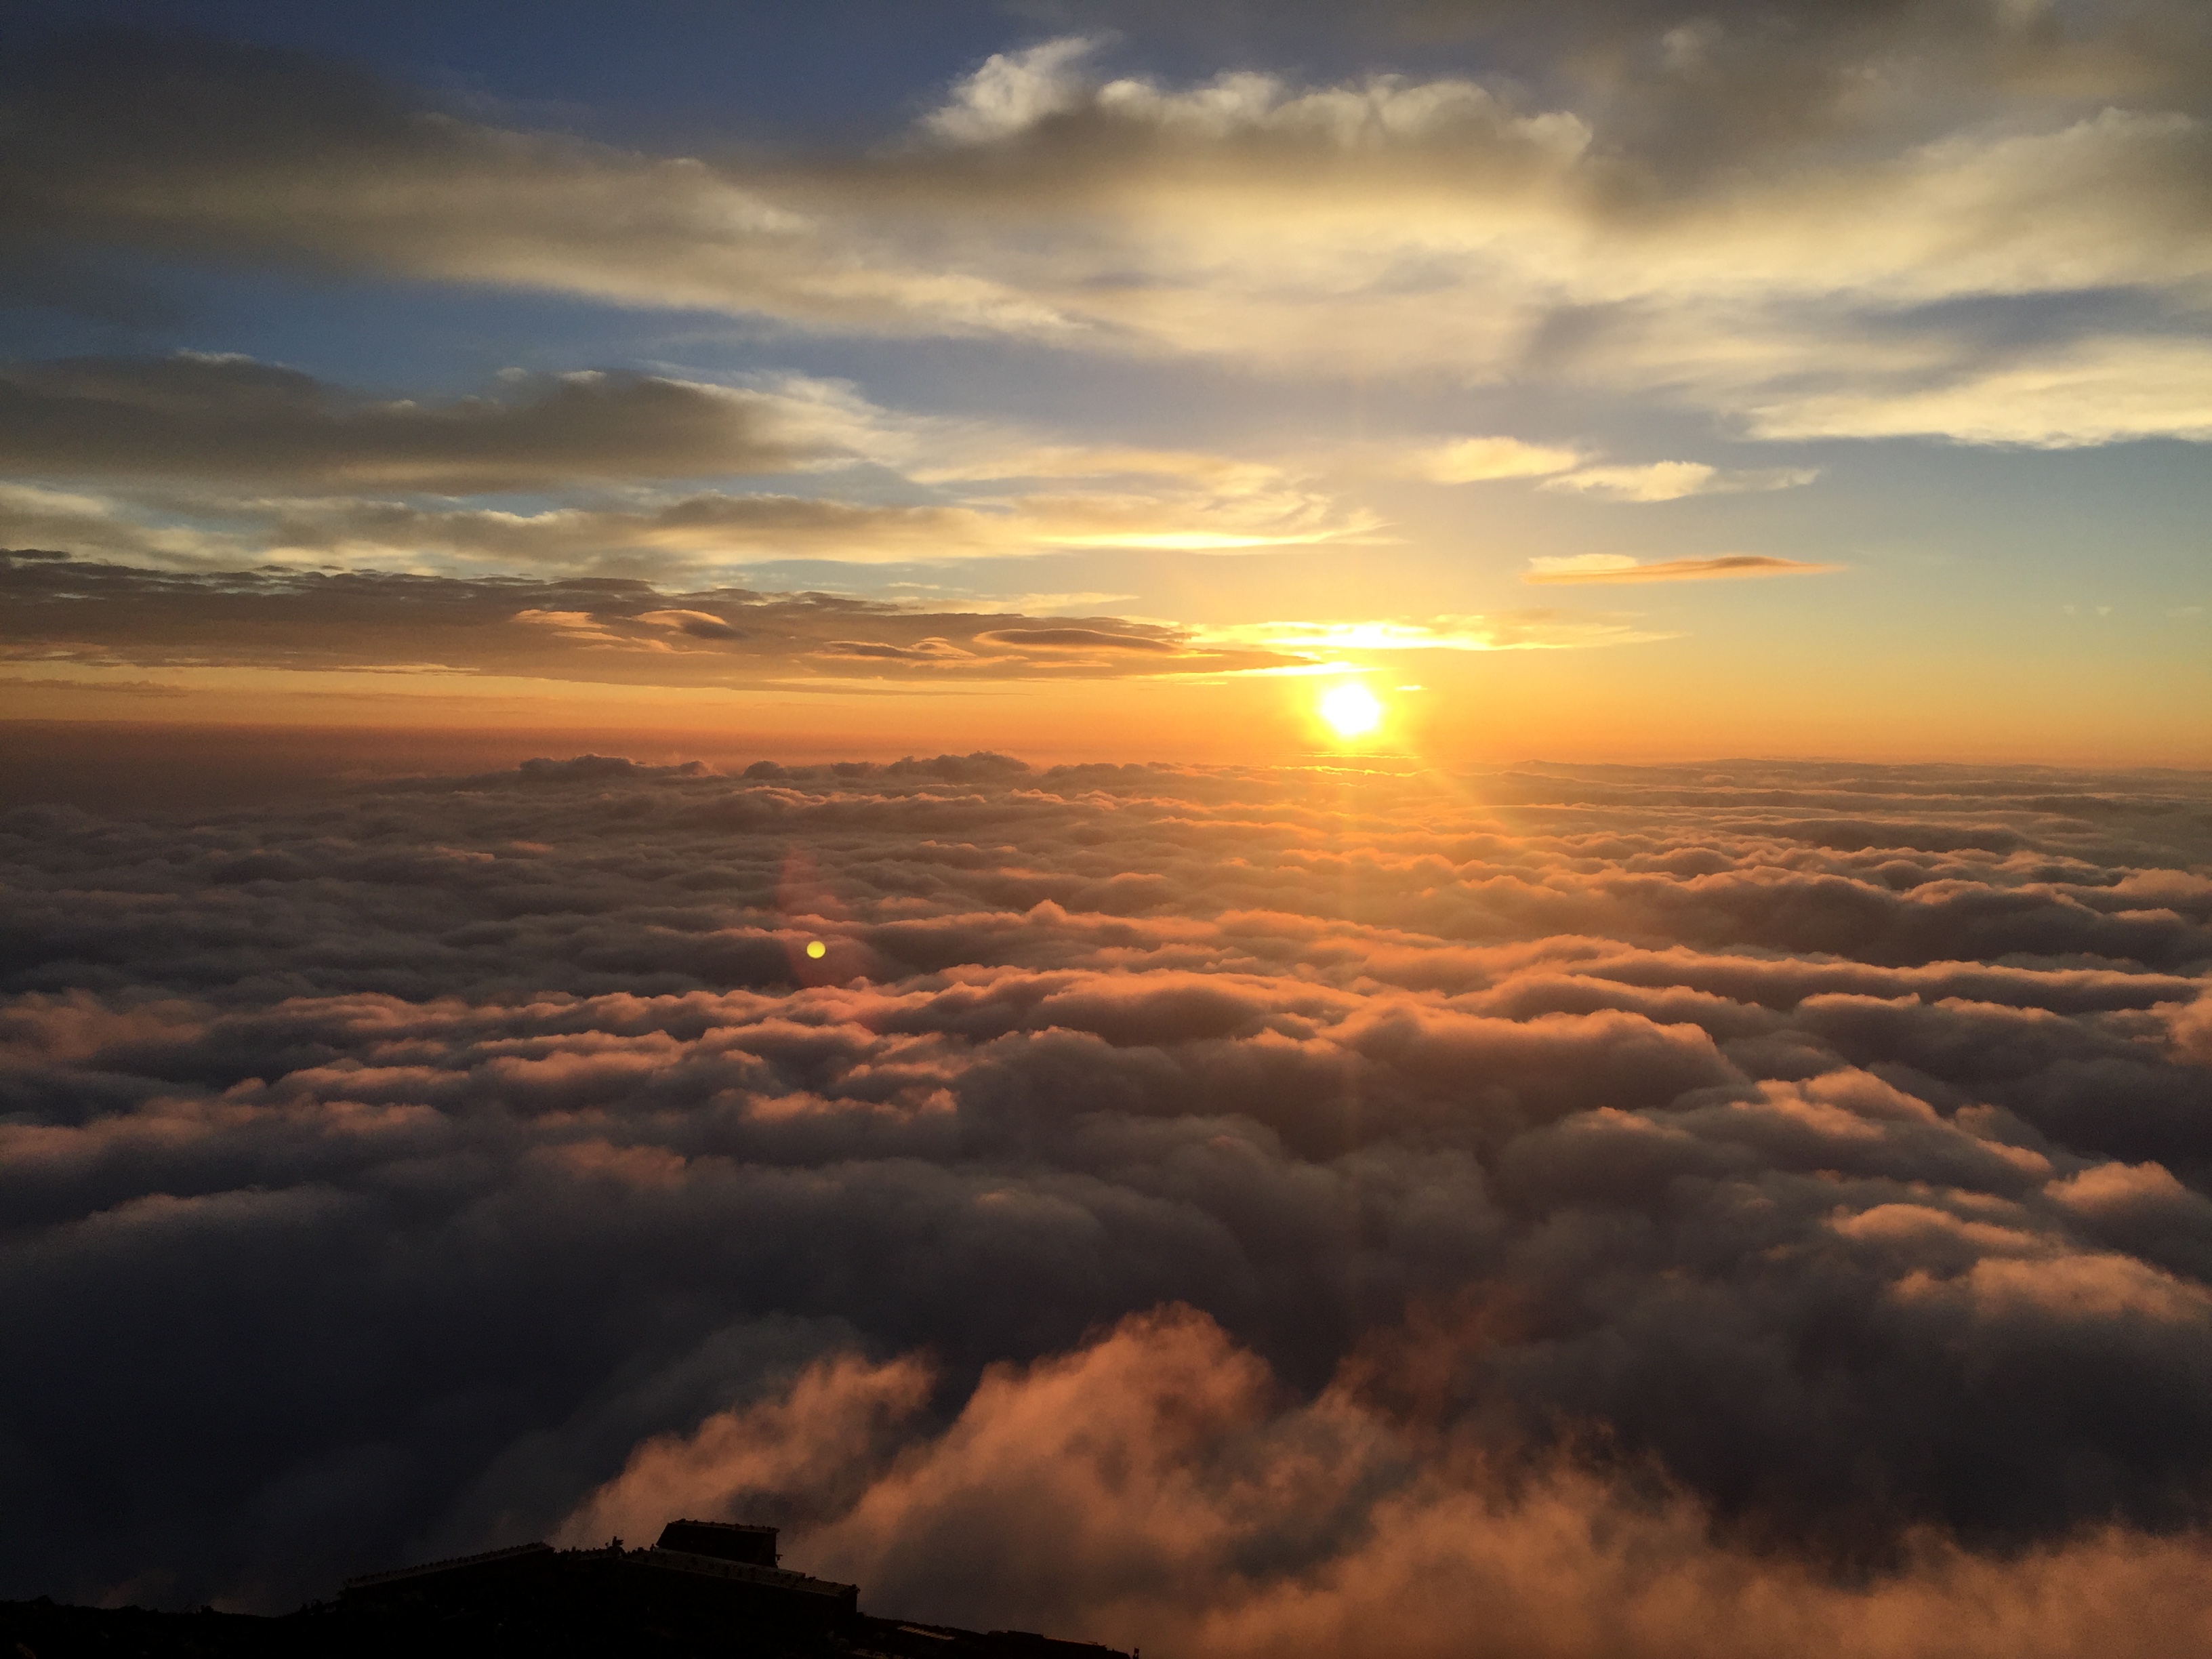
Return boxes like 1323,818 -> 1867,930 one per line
1195,613 -> 1673,653
1538,462 -> 1821,502
1396,436 -> 1588,483
1524,553 -> 1841,584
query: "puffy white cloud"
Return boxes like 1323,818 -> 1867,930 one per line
1523,552 -> 1839,582
924,37 -> 1102,144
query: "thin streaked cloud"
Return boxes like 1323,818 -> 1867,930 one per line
1524,552 -> 1841,583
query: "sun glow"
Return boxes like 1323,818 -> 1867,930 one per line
1319,681 -> 1383,738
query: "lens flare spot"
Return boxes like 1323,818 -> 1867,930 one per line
1319,682 -> 1382,738
806,939 -> 827,959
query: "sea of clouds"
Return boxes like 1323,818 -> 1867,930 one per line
5,753 -> 2212,1653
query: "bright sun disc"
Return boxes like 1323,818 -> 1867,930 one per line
1319,682 -> 1382,738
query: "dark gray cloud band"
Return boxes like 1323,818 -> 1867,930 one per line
0,552 -> 1284,683
0,356 -> 811,492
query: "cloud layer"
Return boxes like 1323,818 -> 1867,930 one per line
3,752 -> 2210,1646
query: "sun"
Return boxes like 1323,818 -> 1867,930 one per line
1319,681 -> 1383,739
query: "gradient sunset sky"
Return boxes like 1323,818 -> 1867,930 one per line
11,9 -> 2212,1644
3,0 -> 2209,763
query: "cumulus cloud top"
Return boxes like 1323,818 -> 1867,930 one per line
3,753 -> 2211,1643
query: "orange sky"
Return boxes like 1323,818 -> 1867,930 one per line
7,627 -> 2204,770
5,5 -> 2211,773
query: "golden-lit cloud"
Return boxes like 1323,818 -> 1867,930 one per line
975,626 -> 1181,653
1398,436 -> 1586,483
1524,552 -> 1841,583
1197,613 -> 1673,653
565,1311 -> 2212,1659
1538,462 -> 1820,501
